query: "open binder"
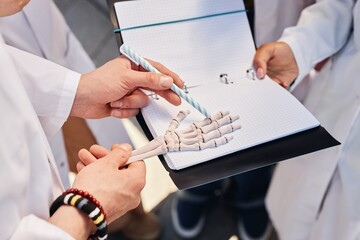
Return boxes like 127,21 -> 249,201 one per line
107,0 -> 340,189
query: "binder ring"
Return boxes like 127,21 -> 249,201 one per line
183,82 -> 189,94
220,73 -> 229,84
246,68 -> 255,80
219,73 -> 233,84
148,92 -> 159,100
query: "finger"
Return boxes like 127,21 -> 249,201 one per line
110,89 -> 149,109
76,161 -> 86,172
111,108 -> 140,118
153,89 -> 182,106
125,70 -> 174,91
89,144 -> 110,159
110,88 -> 181,111
127,160 -> 146,172
111,143 -> 132,151
105,144 -> 132,168
147,59 -> 184,89
78,148 -> 97,166
253,43 -> 276,79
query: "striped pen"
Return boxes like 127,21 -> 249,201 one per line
119,44 -> 210,117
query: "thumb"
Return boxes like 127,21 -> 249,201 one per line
253,43 -> 276,79
105,144 -> 132,168
126,71 -> 174,91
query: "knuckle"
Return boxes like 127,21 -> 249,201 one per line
145,72 -> 157,84
252,58 -> 261,67
130,194 -> 142,210
133,177 -> 146,193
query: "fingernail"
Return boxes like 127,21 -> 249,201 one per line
257,68 -> 264,79
111,110 -> 123,118
160,76 -> 173,88
111,100 -> 123,108
118,144 -> 132,151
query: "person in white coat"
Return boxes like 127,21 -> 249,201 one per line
0,1 -> 184,238
0,0 -> 97,188
0,38 -> 182,239
253,0 -> 360,239
0,0 -> 124,186
0,1 -> 161,238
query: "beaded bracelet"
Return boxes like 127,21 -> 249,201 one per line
65,188 -> 107,220
50,191 -> 108,240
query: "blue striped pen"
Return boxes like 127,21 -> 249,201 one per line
120,44 -> 210,117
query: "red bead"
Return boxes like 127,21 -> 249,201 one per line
64,188 -> 107,220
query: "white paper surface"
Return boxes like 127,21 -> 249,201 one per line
114,0 -> 320,170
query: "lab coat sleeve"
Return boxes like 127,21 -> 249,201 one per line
278,0 -> 354,91
4,44 -> 81,138
10,215 -> 74,240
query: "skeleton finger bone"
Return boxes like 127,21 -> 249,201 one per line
181,115 -> 239,135
174,122 -> 241,145
127,143 -> 167,164
124,110 -> 240,166
180,111 -> 230,133
167,110 -> 190,132
170,135 -> 234,151
201,122 -> 241,142
131,136 -> 164,156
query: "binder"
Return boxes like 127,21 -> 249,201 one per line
106,0 -> 340,190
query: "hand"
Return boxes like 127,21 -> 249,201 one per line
253,42 -> 299,89
71,55 -> 184,118
72,144 -> 146,223
77,144 -> 111,172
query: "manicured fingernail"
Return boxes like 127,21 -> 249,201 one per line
257,68 -> 264,79
160,76 -> 173,88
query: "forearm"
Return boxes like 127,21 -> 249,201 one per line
49,206 -> 94,240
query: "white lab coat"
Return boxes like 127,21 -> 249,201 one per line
254,0 -> 315,47
265,0 -> 360,239
254,0 -> 316,102
0,35 -> 79,239
0,0 -> 131,187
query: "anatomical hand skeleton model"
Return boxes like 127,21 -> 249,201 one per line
126,110 -> 241,164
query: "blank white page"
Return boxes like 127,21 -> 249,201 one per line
114,0 -> 320,170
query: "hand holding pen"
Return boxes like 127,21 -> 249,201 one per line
120,44 -> 210,117
97,52 -> 184,118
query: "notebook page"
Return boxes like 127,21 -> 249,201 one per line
140,77 -> 319,170
114,0 -> 320,170
114,0 -> 255,86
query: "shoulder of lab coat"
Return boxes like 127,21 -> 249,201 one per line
0,0 -> 95,73
22,0 -> 96,73
278,0 -> 354,91
22,0 -> 95,73
4,44 -> 81,138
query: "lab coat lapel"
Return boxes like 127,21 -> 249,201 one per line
23,0 -> 67,62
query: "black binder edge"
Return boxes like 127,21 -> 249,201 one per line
106,0 -> 340,190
